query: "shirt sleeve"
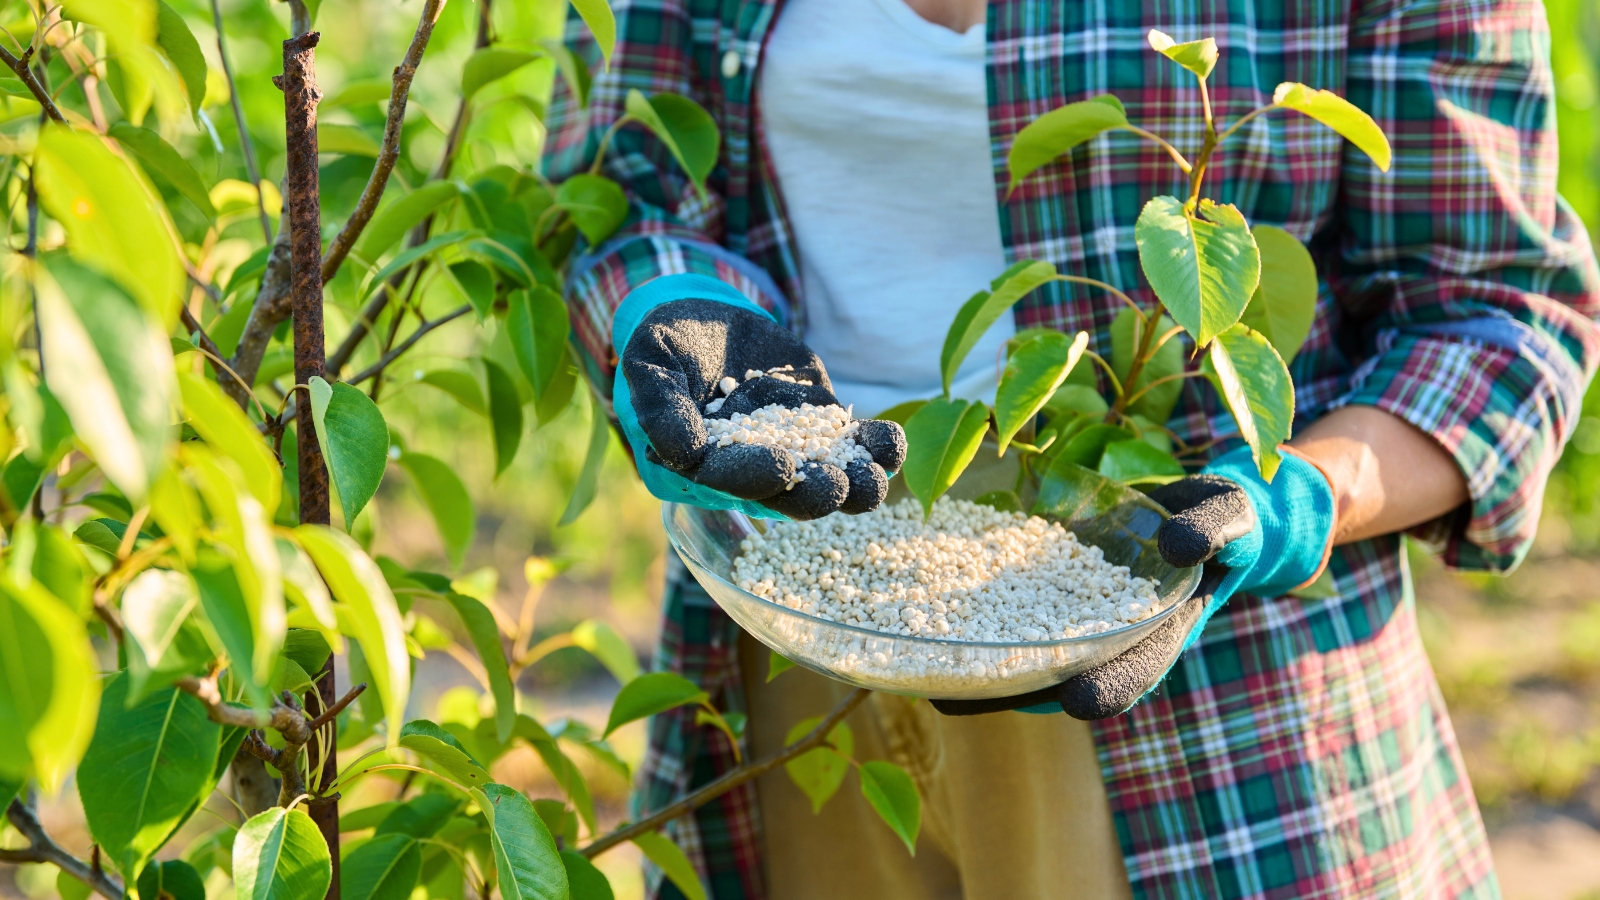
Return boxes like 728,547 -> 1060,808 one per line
1330,0 -> 1600,571
542,1 -> 790,395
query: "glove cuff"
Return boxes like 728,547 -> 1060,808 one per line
1203,445 -> 1336,598
611,273 -> 775,351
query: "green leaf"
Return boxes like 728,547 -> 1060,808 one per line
1242,224 -> 1319,363
308,376 -> 390,528
79,676 -> 221,880
1273,82 -> 1392,171
901,398 -> 991,518
232,807 -> 332,900
318,123 -> 381,157
568,0 -> 616,63
35,261 -> 174,503
559,391 -> 611,526
396,452 -> 475,567
572,619 -> 640,684
449,261 -> 496,320
294,526 -> 410,742
136,858 -> 206,900
153,0 -> 206,116
34,126 -> 183,325
507,287 -> 572,401
418,369 -> 487,416
282,627 -> 333,675
340,802 -> 400,833
31,525 -> 90,615
1052,424 -> 1135,471
399,719 -> 492,787
872,400 -> 927,425
3,453 -> 45,515
341,833 -> 421,900
323,77 -> 393,109
376,794 -> 461,839
178,371 -> 280,512
353,181 -> 461,265
939,260 -> 1056,394
555,174 -> 628,245
1097,439 -> 1186,485
1135,196 -> 1260,347
974,490 -> 1025,512
541,39 -> 591,109
0,579 -> 99,793
1006,96 -> 1127,190
1109,309 -> 1186,423
624,90 -> 719,198
445,592 -> 515,743
783,716 -> 853,814
109,122 -> 215,218
561,850 -> 614,900
191,558 -> 271,706
858,761 -> 921,855
536,353 -> 580,428
121,568 -> 211,699
474,783 -> 570,900
279,543 -> 339,642
993,331 -> 1087,453
603,672 -> 707,737
1205,324 -> 1295,481
57,871 -> 92,900
463,47 -> 543,100
767,651 -> 797,682
481,359 -> 523,478
1147,30 -> 1218,79
631,832 -> 705,900
270,655 -> 315,696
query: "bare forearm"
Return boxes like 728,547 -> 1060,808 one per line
1288,405 -> 1469,545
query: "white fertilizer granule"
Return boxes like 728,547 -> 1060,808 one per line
732,497 -> 1162,643
705,403 -> 873,486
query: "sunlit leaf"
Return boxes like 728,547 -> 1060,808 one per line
1241,224 -> 1319,362
631,832 -> 704,900
152,0 -> 206,118
375,794 -> 461,840
767,651 -> 797,682
178,371 -> 279,511
1273,82 -> 1391,171
572,619 -> 640,684
323,77 -> 392,109
993,331 -> 1087,453
445,592 -> 515,743
1007,96 -> 1126,190
109,122 -> 215,218
474,783 -> 569,900
561,851 -> 614,900
555,174 -> 628,246
1204,324 -> 1294,481
559,391 -> 611,526
318,123 -> 381,157
353,181 -> 462,265
483,359 -> 523,478
449,260 -> 496,320
939,260 -> 1056,394
508,286 -> 572,401
783,716 -> 853,814
1146,30 -> 1218,79
568,0 -> 615,63
279,542 -> 339,646
78,675 -> 220,880
418,368 -> 487,416
1109,309 -> 1185,424
282,627 -> 333,675
34,126 -> 182,325
463,47 -> 543,100
121,568 -> 211,698
901,398 -> 990,518
540,39 -> 591,109
1097,439 -> 1185,484
624,90 -> 719,198
603,672 -> 707,736
341,832 -> 421,900
872,400 -> 926,425
233,807 -> 331,900
396,451 -> 474,567
858,760 -> 920,855
1135,196 -> 1259,347
0,578 -> 99,793
308,376 -> 390,528
136,859 -> 206,900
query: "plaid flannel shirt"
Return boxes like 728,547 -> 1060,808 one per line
544,0 -> 1600,896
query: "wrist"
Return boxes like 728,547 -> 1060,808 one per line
1202,445 -> 1337,596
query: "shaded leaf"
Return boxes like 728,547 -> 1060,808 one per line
232,807 -> 332,900
561,850 -> 614,900
191,557 -> 271,706
1007,95 -> 1127,190
624,90 -> 718,197
572,619 -> 640,684
463,47 -> 543,100
341,832 -> 421,900
396,452 -> 474,567
1273,82 -> 1391,171
508,287 -> 572,401
449,260 -> 496,320
559,391 -> 611,526
418,369 -> 487,416
1109,309 -> 1185,424
474,783 -> 569,900
993,331 -> 1087,453
783,716 -> 853,814
1242,224 -> 1318,362
109,122 -> 215,218
445,592 -> 515,743
631,833 -> 705,900
767,651 -> 797,682
1135,196 -> 1259,347
376,794 -> 461,840
318,123 -> 381,157
483,359 -> 523,478
1097,439 -> 1185,485
939,260 -> 1056,394
282,627 -> 333,675
1204,324 -> 1294,481
136,858 -> 206,900
308,376 -> 390,528
555,174 -> 627,246
0,579 -> 99,793
1147,30 -> 1218,79
323,78 -> 392,108
859,760 -> 921,855
353,181 -> 461,265
177,370 -> 279,511
901,398 -> 990,518
398,719 -> 492,788
604,672 -> 707,736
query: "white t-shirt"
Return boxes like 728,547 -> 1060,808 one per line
759,0 -> 1013,417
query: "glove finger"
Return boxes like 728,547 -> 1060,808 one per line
1147,475 -> 1256,569
623,360 -> 709,472
839,459 -> 888,515
929,685 -> 1061,716
693,443 -> 795,501
760,462 -> 849,521
853,419 -> 907,473
1056,565 -> 1228,719
716,377 -> 840,418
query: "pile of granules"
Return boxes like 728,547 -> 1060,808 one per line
705,403 -> 873,479
732,497 -> 1162,642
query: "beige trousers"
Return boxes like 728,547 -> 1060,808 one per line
738,632 -> 1134,900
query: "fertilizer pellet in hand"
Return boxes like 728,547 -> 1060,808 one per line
702,369 -> 873,488
732,497 -> 1162,642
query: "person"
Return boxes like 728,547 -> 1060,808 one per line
544,0 -> 1600,895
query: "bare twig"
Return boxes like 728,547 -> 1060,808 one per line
0,44 -> 65,123
579,688 -> 871,859
308,680 -> 366,732
3,799 -> 124,899
320,0 -> 446,283
343,303 -> 471,387
210,0 -> 272,242
223,227 -> 293,407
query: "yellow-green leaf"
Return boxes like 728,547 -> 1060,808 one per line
572,618 -> 640,684
783,716 -> 853,814
1242,224 -> 1319,363
1097,439 -> 1185,485
353,181 -> 461,265
1006,96 -> 1126,191
555,174 -> 628,245
631,833 -> 705,900
901,398 -> 990,518
1135,196 -> 1259,347
474,783 -> 569,900
308,376 -> 390,529
993,331 -> 1087,453
624,90 -> 719,198
1204,324 -> 1294,481
233,807 -> 331,900
559,390 -> 611,526
396,451 -> 474,567
939,260 -> 1056,394
318,123 -> 381,157
0,578 -> 99,794
604,672 -> 707,737
569,0 -> 616,64
398,719 -> 492,787
1147,30 -> 1218,79
1273,82 -> 1391,172
109,121 -> 216,218
859,761 -> 921,855
462,47 -> 543,100
177,371 -> 279,512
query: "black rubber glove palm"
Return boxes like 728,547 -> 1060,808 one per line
930,477 -> 1255,719
622,299 -> 907,520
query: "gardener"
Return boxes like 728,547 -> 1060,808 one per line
546,0 -> 1600,895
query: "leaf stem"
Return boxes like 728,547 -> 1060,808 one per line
1119,369 -> 1207,408
338,764 -> 471,796
1114,125 -> 1192,173
1050,274 -> 1142,316
210,0 -> 271,242
1214,103 -> 1280,147
1081,350 -> 1124,401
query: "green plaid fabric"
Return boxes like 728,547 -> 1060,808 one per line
545,0 -> 1600,896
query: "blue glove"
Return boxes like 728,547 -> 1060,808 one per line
932,445 -> 1336,719
612,274 -> 906,520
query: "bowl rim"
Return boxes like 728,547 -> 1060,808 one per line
661,501 -> 1200,652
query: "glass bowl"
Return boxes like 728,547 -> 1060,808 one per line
661,462 -> 1202,700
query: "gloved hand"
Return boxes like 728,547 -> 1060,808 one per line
613,273 -> 906,520
930,444 -> 1336,719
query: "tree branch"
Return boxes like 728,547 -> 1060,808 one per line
3,800 -> 123,899
578,688 -> 871,859
0,45 -> 65,124
342,303 -> 470,387
319,0 -> 446,284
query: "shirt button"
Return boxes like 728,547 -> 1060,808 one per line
721,49 -> 741,79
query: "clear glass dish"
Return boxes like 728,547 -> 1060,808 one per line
661,463 -> 1202,700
